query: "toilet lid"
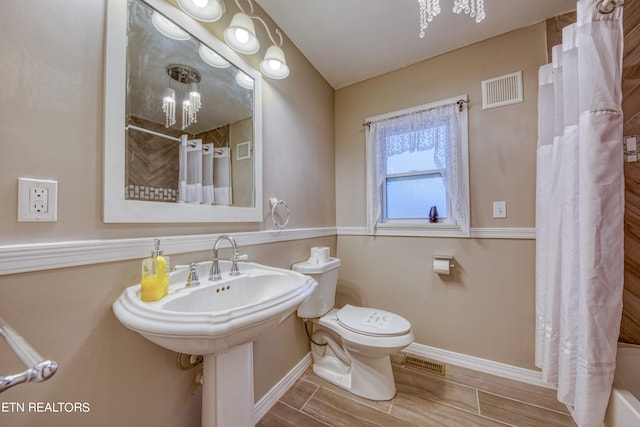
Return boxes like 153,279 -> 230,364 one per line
336,305 -> 411,337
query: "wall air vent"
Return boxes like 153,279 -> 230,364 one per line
481,71 -> 523,110
236,141 -> 251,160
402,354 -> 446,376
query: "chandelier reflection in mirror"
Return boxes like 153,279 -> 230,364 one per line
176,0 -> 289,79
162,65 -> 203,130
418,0 -> 486,38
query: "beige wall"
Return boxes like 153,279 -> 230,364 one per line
230,117 -> 253,207
335,23 -> 546,369
0,0 -> 334,426
0,0 -> 335,244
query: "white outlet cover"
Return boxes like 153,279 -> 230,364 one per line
18,177 -> 58,222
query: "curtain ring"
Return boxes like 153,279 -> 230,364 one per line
269,197 -> 290,229
597,0 -> 617,14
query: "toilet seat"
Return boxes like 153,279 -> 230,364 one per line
336,304 -> 411,337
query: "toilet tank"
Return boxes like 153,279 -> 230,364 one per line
293,257 -> 341,319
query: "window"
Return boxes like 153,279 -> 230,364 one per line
365,95 -> 469,236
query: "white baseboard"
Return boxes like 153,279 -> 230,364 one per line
254,352 -> 313,422
254,342 -> 554,422
405,342 -> 554,390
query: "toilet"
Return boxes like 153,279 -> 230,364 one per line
293,248 -> 414,401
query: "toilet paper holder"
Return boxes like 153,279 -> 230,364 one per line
433,255 -> 455,274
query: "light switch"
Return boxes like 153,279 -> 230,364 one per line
493,201 -> 506,219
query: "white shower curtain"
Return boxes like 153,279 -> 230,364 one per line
535,1 -> 624,426
177,136 -> 203,204
213,147 -> 232,206
202,143 -> 215,205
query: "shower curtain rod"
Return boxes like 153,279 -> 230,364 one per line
126,125 -> 181,142
126,125 -> 226,151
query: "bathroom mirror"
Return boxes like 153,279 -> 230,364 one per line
103,0 -> 263,222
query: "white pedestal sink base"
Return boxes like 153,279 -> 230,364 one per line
112,261 -> 318,426
202,343 -> 254,427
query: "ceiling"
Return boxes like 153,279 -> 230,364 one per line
255,0 -> 577,89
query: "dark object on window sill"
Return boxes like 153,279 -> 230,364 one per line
429,206 -> 438,223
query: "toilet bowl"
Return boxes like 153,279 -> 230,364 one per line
293,248 -> 414,401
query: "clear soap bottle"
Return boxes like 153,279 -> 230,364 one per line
140,238 -> 170,302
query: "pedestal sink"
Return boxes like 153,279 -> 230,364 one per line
112,260 -> 317,427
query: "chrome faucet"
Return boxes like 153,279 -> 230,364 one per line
209,235 -> 247,281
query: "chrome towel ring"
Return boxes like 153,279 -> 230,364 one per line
269,197 -> 290,229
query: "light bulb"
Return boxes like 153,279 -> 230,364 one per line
177,0 -> 222,22
235,28 -> 249,44
268,60 -> 281,71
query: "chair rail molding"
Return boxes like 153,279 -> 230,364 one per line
1,226 -> 535,275
0,228 -> 337,275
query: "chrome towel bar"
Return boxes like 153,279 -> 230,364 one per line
0,316 -> 57,393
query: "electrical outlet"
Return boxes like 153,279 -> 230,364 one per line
29,187 -> 49,213
18,178 -> 58,222
493,201 -> 507,219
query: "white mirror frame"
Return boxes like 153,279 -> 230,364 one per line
103,0 -> 263,223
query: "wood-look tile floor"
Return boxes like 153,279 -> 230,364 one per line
257,353 -> 576,427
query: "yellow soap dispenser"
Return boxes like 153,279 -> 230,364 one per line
140,238 -> 170,302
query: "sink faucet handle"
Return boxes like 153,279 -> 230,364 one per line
209,257 -> 221,281
230,253 -> 248,276
233,253 -> 249,262
187,263 -> 200,287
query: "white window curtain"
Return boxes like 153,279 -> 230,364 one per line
365,99 -> 469,234
535,1 -> 624,426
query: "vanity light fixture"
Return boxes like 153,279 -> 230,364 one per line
224,11 -> 260,54
260,45 -> 289,79
177,0 -> 225,22
235,71 -> 254,90
182,0 -> 289,79
418,0 -> 486,38
198,44 -> 231,68
151,11 -> 191,40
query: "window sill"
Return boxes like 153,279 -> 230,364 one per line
372,221 -> 470,238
